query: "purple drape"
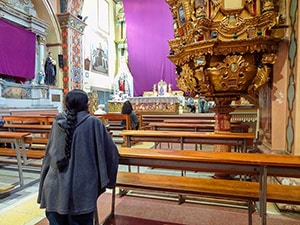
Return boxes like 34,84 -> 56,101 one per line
0,18 -> 36,79
123,0 -> 177,96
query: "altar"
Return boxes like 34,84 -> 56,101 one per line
128,96 -> 181,114
108,79 -> 184,114
107,96 -> 181,114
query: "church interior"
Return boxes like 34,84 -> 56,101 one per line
0,0 -> 300,224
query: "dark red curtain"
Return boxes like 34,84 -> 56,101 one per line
123,0 -> 177,96
0,18 -> 36,79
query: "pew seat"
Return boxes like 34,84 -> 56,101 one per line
117,172 -> 300,206
0,182 -> 15,193
0,147 -> 45,159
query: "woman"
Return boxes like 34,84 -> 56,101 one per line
38,89 -> 119,225
121,100 -> 139,130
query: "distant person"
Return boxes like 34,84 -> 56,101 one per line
94,104 -> 107,115
121,100 -> 139,130
198,98 -> 209,113
38,89 -> 119,225
44,52 -> 57,85
0,117 -> 4,127
187,97 -> 196,113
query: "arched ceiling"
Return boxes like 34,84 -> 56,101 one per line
32,0 -> 61,45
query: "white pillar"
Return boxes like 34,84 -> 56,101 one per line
34,36 -> 46,84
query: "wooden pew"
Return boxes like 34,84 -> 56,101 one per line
2,123 -> 51,150
149,122 -> 249,132
106,148 -> 300,225
0,117 -> 52,161
141,113 -> 215,129
148,122 -> 250,149
0,132 -> 31,189
2,115 -> 48,125
3,124 -> 52,131
148,122 -> 250,150
2,115 -> 55,125
98,113 -> 131,130
0,148 -> 45,159
121,130 -> 255,152
163,119 -> 242,125
97,113 -> 132,144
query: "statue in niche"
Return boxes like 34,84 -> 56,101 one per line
44,52 -> 57,86
113,57 -> 133,100
118,74 -> 129,93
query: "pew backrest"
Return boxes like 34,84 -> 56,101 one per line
98,113 -> 131,130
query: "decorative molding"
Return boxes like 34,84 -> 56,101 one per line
0,1 -> 48,36
57,12 -> 87,34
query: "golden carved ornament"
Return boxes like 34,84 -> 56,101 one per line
166,0 -> 286,104
248,65 -> 271,94
194,68 -> 209,94
262,0 -> 274,12
261,53 -> 277,65
176,64 -> 198,94
206,55 -> 257,93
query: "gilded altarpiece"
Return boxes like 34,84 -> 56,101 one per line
166,0 -> 286,151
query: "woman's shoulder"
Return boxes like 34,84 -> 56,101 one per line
86,114 -> 101,122
87,115 -> 107,127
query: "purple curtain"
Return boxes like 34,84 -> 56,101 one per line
123,0 -> 177,96
0,18 -> 36,79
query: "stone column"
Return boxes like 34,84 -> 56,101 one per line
35,36 -> 46,84
57,13 -> 86,94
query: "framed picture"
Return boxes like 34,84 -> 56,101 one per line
178,5 -> 185,26
91,36 -> 109,75
98,0 -> 109,34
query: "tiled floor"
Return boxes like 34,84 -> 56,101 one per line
1,143 -> 300,225
0,162 -> 44,225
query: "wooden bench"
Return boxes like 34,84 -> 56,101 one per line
103,148 -> 300,225
116,172 -> 300,219
2,115 -> 55,125
141,113 -> 216,129
163,119 -> 242,125
2,115 -> 53,145
96,113 -> 132,144
149,122 -> 249,133
0,147 -> 45,159
148,122 -> 251,149
0,132 -> 31,188
10,110 -> 58,116
2,123 -> 51,150
121,130 -> 255,152
2,115 -> 49,125
98,113 -> 131,130
0,182 -> 15,194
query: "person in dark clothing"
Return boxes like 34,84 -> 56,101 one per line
44,52 -> 57,85
121,100 -> 139,130
187,97 -> 196,113
38,89 -> 119,225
